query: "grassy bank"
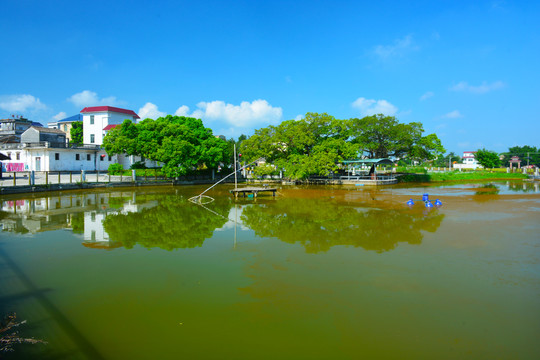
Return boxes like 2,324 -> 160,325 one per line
398,171 -> 528,183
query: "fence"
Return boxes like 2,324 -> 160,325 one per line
0,170 -> 242,188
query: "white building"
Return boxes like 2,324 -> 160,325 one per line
454,151 -> 483,170
81,106 -> 140,146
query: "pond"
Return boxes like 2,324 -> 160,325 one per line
1,182 -> 539,359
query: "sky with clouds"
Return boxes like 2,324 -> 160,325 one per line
1,0 -> 539,153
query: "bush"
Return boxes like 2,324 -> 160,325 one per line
108,163 -> 124,175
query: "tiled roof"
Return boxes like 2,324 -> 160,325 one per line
80,106 -> 140,119
103,124 -> 119,131
28,126 -> 66,134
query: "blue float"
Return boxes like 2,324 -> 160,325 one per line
406,193 -> 443,207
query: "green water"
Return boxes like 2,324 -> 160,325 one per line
0,183 -> 539,359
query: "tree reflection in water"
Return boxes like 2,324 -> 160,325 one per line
102,196 -> 233,250
240,198 -> 445,253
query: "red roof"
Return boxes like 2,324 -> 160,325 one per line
103,124 -> 119,131
80,106 -> 140,119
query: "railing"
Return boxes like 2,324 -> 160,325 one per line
340,174 -> 397,181
0,142 -> 101,149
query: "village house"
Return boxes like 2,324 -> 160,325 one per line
453,151 -> 483,170
0,115 -> 43,143
81,106 -> 140,145
1,106 -> 158,172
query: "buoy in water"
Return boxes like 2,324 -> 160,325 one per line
434,199 -> 442,206
425,200 -> 434,208
406,199 -> 414,206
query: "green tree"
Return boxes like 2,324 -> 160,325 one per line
69,121 -> 83,145
475,148 -> 501,169
241,113 -> 358,179
348,114 -> 445,160
103,115 -> 229,177
502,145 -> 539,167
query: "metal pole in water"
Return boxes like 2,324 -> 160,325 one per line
234,143 -> 237,191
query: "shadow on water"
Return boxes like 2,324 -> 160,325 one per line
0,247 -> 105,359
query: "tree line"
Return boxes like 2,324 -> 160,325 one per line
100,113 -> 446,179
239,113 -> 445,179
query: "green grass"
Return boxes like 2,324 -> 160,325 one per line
398,171 -> 528,183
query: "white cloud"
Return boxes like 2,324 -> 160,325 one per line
373,35 -> 419,60
0,94 -> 47,112
191,99 -> 282,127
420,91 -> 434,101
53,112 -> 67,121
442,110 -> 463,118
67,90 -> 121,107
450,81 -> 505,94
294,114 -> 304,121
174,105 -> 190,116
138,102 -> 167,120
351,97 -> 398,116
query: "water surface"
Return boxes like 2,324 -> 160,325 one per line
1,182 -> 539,359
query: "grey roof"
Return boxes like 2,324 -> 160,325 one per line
343,158 -> 395,165
27,126 -> 66,135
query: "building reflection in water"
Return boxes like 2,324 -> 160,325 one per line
0,192 -> 158,250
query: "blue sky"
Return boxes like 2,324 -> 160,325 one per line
1,0 -> 539,153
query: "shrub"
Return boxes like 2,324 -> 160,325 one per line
108,163 -> 124,175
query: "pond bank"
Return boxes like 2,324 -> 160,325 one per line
0,178 -> 241,196
398,171 -> 529,183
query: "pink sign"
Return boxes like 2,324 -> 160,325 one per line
4,163 -> 25,172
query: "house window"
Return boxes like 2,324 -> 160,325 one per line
108,155 -> 112,161
87,154 -> 91,161
64,124 -> 68,131
76,154 -> 80,161
16,152 -> 20,160
55,153 -> 60,160
90,115 -> 94,125
100,155 -> 104,161
90,134 -> 95,143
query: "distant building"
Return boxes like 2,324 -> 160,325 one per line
0,115 -> 44,143
48,114 -> 82,142
454,151 -> 482,170
81,106 -> 140,146
21,126 -> 67,146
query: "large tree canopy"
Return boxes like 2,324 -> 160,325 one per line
241,113 -> 445,179
240,113 -> 358,179
348,114 -> 445,159
103,115 -> 229,177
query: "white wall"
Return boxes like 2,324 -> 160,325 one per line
83,111 -> 137,145
2,148 -> 119,172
